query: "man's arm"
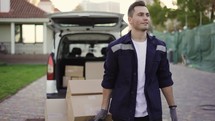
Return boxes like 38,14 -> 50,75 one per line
101,88 -> 112,110
161,86 -> 176,106
162,86 -> 178,121
93,88 -> 112,121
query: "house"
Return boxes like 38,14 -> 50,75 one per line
0,0 -> 58,55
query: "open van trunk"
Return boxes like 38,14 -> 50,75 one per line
46,11 -> 127,98
55,33 -> 115,95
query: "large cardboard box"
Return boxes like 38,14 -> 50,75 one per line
63,76 -> 72,87
63,76 -> 85,87
65,65 -> 84,77
66,80 -> 111,121
67,95 -> 111,121
85,62 -> 104,79
67,79 -> 103,96
45,99 -> 68,121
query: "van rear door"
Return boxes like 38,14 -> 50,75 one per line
47,11 -> 127,32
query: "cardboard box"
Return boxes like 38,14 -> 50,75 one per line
63,76 -> 85,87
67,95 -> 112,121
85,62 -> 104,79
67,79 -> 103,96
63,76 -> 72,87
65,65 -> 84,77
45,99 -> 68,121
66,80 -> 111,121
71,77 -> 85,81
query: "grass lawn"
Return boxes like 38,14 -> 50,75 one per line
0,64 -> 46,101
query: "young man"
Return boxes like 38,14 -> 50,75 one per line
94,1 -> 178,121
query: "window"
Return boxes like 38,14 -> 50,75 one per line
15,24 -> 43,43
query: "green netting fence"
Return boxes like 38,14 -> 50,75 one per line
153,23 -> 215,72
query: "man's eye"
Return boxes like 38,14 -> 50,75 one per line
138,13 -> 144,16
146,13 -> 150,17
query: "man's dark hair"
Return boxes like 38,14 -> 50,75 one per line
128,1 -> 146,17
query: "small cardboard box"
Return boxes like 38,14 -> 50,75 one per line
85,62 -> 104,79
65,65 -> 84,77
66,95 -> 112,121
45,99 -> 68,121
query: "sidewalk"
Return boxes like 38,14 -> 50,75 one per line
0,76 -> 46,121
162,64 -> 215,121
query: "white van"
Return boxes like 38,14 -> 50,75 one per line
45,11 -> 127,121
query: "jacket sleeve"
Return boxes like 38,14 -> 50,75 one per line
101,43 -> 118,89
157,43 -> 174,88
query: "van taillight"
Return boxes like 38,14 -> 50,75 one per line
47,55 -> 54,80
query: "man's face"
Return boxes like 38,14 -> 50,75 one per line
128,6 -> 150,32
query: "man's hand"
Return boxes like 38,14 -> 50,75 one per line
94,109 -> 108,121
170,106 -> 178,121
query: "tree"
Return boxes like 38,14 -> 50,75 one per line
147,0 -> 170,31
208,0 -> 215,21
148,0 -> 213,32
176,0 -> 211,28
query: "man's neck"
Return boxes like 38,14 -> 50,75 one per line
131,30 -> 147,42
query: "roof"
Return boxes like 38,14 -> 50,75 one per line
0,0 -> 47,18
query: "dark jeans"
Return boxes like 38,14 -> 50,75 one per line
112,116 -> 149,121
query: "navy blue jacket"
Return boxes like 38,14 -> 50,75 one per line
102,31 -> 173,121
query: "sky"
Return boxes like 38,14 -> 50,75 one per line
50,0 -> 134,14
50,0 -> 176,14
49,0 -> 176,34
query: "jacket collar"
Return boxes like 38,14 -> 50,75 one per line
123,31 -> 157,76
123,31 -> 132,44
123,31 -> 156,45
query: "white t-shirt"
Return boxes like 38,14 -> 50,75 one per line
132,39 -> 148,117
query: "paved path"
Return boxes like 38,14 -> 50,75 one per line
0,64 -> 215,121
162,64 -> 215,121
0,76 -> 46,121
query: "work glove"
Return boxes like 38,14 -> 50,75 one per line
169,106 -> 178,121
94,109 -> 108,121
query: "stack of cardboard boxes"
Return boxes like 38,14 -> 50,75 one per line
46,62 -> 111,121
63,65 -> 85,87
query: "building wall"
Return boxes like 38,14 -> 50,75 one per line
0,24 -> 11,42
0,0 -> 54,55
0,0 -> 10,12
81,1 -> 120,13
46,28 -> 53,54
37,1 -> 54,13
0,23 -> 53,54
15,43 -> 43,54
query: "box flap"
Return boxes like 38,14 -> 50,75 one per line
68,79 -> 103,95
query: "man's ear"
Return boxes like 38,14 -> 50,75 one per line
128,17 -> 132,24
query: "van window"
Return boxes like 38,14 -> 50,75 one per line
58,33 -> 114,59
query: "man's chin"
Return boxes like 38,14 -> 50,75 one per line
140,28 -> 148,32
